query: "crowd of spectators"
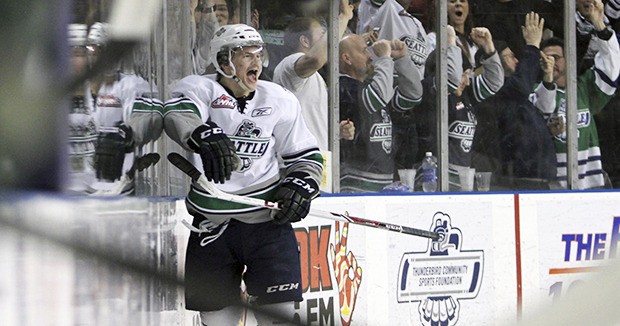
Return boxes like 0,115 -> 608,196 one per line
69,0 -> 620,193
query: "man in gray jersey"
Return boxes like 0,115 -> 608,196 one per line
163,24 -> 323,325
339,33 -> 423,192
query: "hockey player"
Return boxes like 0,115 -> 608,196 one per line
163,24 -> 323,324
88,22 -> 164,195
339,34 -> 423,192
65,23 -> 98,194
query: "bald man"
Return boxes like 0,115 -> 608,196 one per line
339,33 -> 423,192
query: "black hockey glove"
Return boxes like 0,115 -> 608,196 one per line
271,172 -> 320,225
94,124 -> 134,181
188,121 -> 238,184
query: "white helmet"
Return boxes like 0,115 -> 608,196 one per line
88,22 -> 109,46
209,24 -> 264,78
67,23 -> 88,47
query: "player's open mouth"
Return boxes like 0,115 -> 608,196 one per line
247,69 -> 258,82
455,10 -> 463,17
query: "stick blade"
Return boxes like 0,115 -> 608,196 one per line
167,152 -> 202,181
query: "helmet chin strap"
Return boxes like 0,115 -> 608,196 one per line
220,50 -> 251,96
232,74 -> 251,95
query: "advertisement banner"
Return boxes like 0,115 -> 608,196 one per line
518,192 -> 620,319
291,194 -> 517,326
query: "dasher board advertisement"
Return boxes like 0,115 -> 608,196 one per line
292,194 -> 517,326
518,192 -> 620,320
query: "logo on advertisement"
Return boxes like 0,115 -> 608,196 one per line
293,221 -> 363,326
397,212 -> 484,326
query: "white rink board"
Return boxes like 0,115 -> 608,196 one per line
10,191 -> 620,325
268,194 -> 517,326
518,192 -> 620,320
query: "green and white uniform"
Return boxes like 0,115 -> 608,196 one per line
163,74 -> 323,224
532,31 -> 620,189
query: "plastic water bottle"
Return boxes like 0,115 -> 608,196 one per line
422,152 -> 438,192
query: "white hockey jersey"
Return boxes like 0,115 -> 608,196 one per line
66,84 -> 97,194
91,73 -> 162,195
163,74 -> 323,224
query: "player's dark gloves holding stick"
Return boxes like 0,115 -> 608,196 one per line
95,123 -> 134,181
271,172 -> 320,224
188,121 -> 238,184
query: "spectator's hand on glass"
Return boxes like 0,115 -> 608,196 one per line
522,12 -> 545,47
340,120 -> 355,140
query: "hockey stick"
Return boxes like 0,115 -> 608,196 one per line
91,153 -> 160,196
168,153 -> 439,240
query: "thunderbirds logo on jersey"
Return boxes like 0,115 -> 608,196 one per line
448,111 -> 476,153
399,27 -> 428,67
554,98 -> 587,143
211,94 -> 236,110
397,212 -> 484,326
228,119 -> 270,171
369,109 -> 392,154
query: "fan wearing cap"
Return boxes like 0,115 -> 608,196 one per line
471,12 -> 558,190
163,24 -> 323,325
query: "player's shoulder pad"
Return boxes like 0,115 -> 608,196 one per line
170,74 -> 217,97
257,80 -> 298,100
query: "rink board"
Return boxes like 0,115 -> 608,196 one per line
3,191 -> 620,325
175,193 -> 518,325
517,192 -> 620,320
